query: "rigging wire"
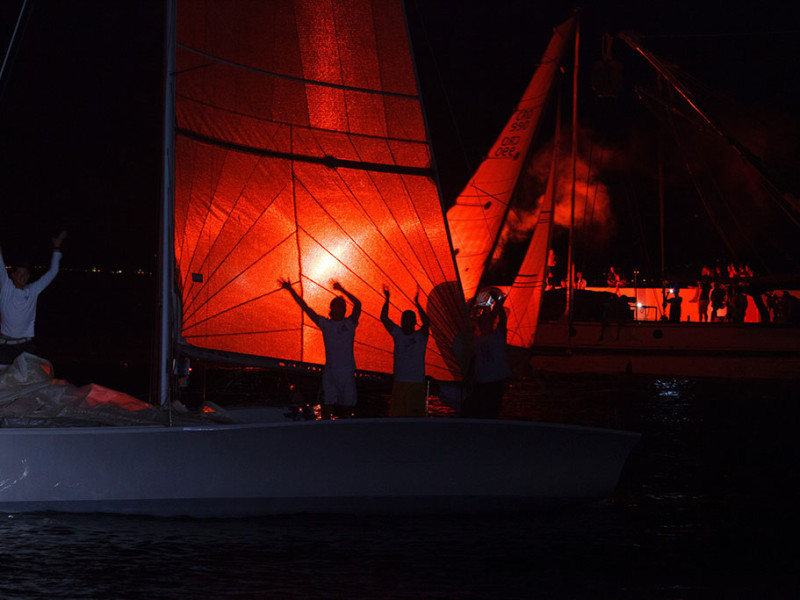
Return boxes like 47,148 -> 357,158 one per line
623,33 -> 800,231
705,168 -> 768,269
665,114 -> 738,262
0,0 -> 30,99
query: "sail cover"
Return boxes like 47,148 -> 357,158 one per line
173,0 -> 466,380
446,17 -> 575,302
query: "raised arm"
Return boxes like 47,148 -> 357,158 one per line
279,278 -> 320,325
490,288 -> 508,330
333,281 -> 361,324
380,286 -> 396,334
415,290 -> 430,336
30,231 -> 67,294
52,231 -> 67,251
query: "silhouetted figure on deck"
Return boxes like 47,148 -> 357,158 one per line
381,286 -> 430,417
663,287 -> 683,322
693,266 -> 712,322
770,291 -> 800,323
280,279 -> 361,419
464,288 -> 511,419
726,286 -> 748,323
606,266 -> 621,292
710,281 -> 726,322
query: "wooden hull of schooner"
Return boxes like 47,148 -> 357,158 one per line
0,418 -> 639,517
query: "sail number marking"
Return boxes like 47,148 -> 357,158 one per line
493,109 -> 531,158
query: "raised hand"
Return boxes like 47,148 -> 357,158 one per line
52,231 -> 67,249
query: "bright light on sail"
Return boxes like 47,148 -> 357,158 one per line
306,244 -> 346,284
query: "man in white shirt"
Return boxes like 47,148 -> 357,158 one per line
381,287 -> 430,417
0,231 -> 67,365
281,278 -> 361,418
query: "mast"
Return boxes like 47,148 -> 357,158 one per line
158,0 -> 178,407
566,14 -> 580,327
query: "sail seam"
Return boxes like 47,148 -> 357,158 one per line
183,230 -> 294,324
182,174 -> 287,317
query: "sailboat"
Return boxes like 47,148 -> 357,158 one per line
531,31 -> 800,380
447,18 -> 800,381
0,1 -> 639,517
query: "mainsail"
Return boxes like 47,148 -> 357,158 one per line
171,0 -> 466,380
446,17 -> 575,302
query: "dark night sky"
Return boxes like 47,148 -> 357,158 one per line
1,0 -> 798,278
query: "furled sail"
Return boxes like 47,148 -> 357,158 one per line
446,17 -> 575,302
172,0 -> 466,380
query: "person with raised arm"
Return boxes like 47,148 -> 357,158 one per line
381,286 -> 430,417
464,287 -> 512,419
0,231 -> 67,365
280,278 -> 361,418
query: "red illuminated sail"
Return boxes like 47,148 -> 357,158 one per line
505,131 -> 560,348
446,17 -> 575,302
173,0 -> 466,380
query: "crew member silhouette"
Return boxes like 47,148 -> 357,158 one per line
281,279 -> 361,418
381,286 -> 430,417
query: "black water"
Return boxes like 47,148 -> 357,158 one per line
4,272 -> 798,598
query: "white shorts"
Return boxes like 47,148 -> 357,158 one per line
322,368 -> 357,406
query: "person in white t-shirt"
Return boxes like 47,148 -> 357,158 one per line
0,231 -> 67,365
280,278 -> 361,418
380,286 -> 430,417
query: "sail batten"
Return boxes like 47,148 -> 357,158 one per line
176,128 -> 434,176
178,44 -> 420,99
174,0 -> 466,379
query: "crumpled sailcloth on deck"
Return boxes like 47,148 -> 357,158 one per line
0,353 -> 152,425
174,0 -> 466,380
0,353 -> 235,426
446,17 -> 575,302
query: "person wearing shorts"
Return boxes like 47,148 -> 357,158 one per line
380,286 -> 430,417
281,279 -> 361,418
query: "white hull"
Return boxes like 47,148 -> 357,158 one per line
0,418 -> 639,517
531,320 -> 800,379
